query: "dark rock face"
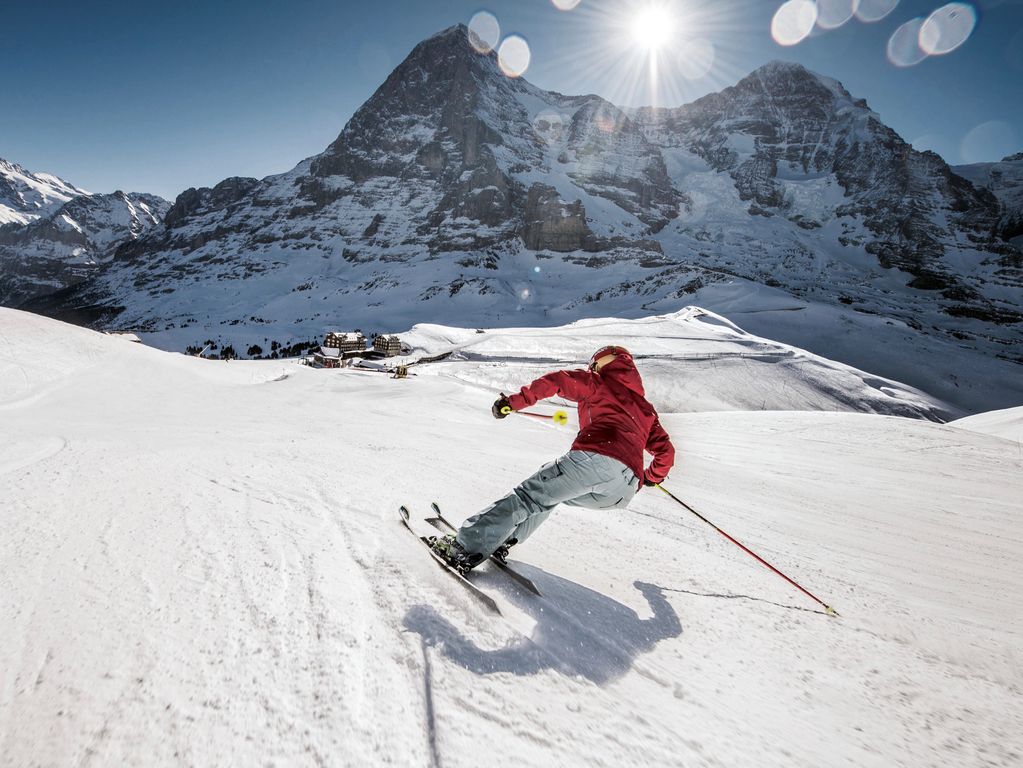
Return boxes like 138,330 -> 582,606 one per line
165,177 -> 261,229
564,100 -> 681,232
954,153 -> 1023,243
521,183 -> 597,252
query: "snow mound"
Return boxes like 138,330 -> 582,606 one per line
398,307 -> 956,421
0,308 -> 296,409
951,405 -> 1023,443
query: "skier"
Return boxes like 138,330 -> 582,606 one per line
431,345 -> 675,571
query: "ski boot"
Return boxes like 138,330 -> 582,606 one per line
491,537 -> 518,565
428,534 -> 484,574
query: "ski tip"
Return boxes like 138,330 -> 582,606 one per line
431,501 -> 440,513
399,505 -> 410,519
825,605 -> 839,617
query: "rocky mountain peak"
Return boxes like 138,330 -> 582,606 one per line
1,159 -> 91,227
707,58 -> 865,121
309,23 -> 503,182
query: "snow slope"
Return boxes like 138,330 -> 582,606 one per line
952,405 -> 1023,443
1,308 -> 1021,767
390,307 -> 957,421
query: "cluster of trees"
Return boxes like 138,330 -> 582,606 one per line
185,338 -> 321,360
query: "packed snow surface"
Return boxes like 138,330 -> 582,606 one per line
952,405 -> 1023,443
1,308 -> 1021,767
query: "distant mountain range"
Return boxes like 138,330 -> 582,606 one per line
3,24 -> 1021,412
0,159 -> 169,306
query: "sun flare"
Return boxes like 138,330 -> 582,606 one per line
631,6 -> 675,50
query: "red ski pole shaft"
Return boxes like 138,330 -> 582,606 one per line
501,407 -> 569,425
656,485 -> 838,616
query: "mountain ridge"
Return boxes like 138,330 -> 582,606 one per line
0,160 -> 170,306
6,24 -> 1023,412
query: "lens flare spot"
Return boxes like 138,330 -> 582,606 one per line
551,0 -> 581,10
816,0 -> 859,30
677,38 -> 715,80
919,2 -> 977,56
533,265 -> 542,274
961,121 -> 1017,164
498,35 -> 531,78
771,0 -> 818,47
520,288 -> 532,300
887,18 -> 928,67
467,12 -> 500,55
855,0 -> 899,23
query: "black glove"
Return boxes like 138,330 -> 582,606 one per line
492,394 -> 512,419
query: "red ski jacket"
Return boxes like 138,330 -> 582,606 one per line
506,353 -> 675,485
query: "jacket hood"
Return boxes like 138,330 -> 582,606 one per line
599,354 -> 646,398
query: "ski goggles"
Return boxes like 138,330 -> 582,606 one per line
589,345 -> 631,370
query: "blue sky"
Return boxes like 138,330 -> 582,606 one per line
2,0 -> 1021,201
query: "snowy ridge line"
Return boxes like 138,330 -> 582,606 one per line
395,308 -> 956,421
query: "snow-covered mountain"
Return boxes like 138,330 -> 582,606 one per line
0,158 -> 90,226
2,307 -> 1021,767
954,153 -> 1023,247
11,25 -> 1023,412
0,182 -> 170,307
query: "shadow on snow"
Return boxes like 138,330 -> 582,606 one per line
403,569 -> 682,686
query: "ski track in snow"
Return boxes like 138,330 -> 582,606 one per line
0,308 -> 1021,767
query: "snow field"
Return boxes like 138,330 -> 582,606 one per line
1,308 -> 1021,767
952,406 -> 1023,444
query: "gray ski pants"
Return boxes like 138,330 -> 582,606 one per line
456,450 -> 640,558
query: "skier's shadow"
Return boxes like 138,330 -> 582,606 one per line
403,569 -> 682,685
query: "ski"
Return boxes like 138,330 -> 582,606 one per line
427,502 -> 542,597
399,505 -> 501,616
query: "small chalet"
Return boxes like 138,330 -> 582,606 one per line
324,331 -> 366,352
373,334 -> 402,357
312,346 -> 348,369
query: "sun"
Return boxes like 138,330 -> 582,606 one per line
631,5 -> 675,50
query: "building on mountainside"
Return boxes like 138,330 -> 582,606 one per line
324,331 -> 366,352
312,347 -> 350,369
373,334 -> 403,357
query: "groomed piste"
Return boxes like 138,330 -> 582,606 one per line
1,307 -> 1021,767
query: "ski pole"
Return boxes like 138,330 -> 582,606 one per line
501,406 -> 568,426
655,484 -> 838,617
